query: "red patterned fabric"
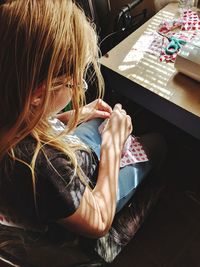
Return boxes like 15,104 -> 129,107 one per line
157,10 -> 199,63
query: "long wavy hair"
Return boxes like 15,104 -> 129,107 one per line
0,0 -> 104,204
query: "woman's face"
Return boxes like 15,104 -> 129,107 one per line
49,85 -> 72,115
48,77 -> 72,116
47,76 -> 88,116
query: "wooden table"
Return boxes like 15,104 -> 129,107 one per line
100,3 -> 200,140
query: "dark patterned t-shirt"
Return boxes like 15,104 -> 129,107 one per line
0,135 -> 98,231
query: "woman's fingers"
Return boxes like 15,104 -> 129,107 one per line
94,110 -> 111,119
126,115 -> 133,132
113,103 -> 122,111
112,104 -> 133,134
96,99 -> 112,114
121,109 -> 126,115
113,103 -> 127,114
101,103 -> 134,150
113,103 -> 127,116
79,99 -> 112,121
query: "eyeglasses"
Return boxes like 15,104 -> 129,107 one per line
51,78 -> 88,92
65,79 -> 88,92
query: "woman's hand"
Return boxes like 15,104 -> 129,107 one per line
56,99 -> 112,124
102,104 -> 133,151
80,99 -> 112,121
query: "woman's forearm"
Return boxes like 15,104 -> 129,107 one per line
58,138 -> 121,238
56,110 -> 73,124
93,134 -> 121,230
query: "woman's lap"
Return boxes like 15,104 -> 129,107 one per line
74,118 -> 103,160
73,118 -> 166,213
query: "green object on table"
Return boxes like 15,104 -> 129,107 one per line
165,36 -> 187,55
158,32 -> 187,55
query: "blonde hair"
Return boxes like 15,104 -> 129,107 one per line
0,0 -> 104,205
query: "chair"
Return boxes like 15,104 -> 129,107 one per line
0,173 -> 163,267
0,222 -> 106,267
0,248 -> 105,267
75,0 -> 147,54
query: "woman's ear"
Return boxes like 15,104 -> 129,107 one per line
31,85 -> 44,107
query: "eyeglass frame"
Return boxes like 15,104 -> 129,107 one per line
51,78 -> 88,92
64,79 -> 88,92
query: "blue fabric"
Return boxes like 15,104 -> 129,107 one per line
73,118 -> 152,213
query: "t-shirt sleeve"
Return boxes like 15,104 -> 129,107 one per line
35,148 -> 91,224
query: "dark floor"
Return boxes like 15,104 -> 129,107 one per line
109,107 -> 200,267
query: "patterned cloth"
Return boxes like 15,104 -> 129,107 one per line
157,10 -> 200,62
181,10 -> 200,31
159,31 -> 197,62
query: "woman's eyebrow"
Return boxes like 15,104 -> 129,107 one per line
52,76 -> 69,86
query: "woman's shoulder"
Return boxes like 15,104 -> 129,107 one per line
15,135 -> 96,179
16,135 -> 69,162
